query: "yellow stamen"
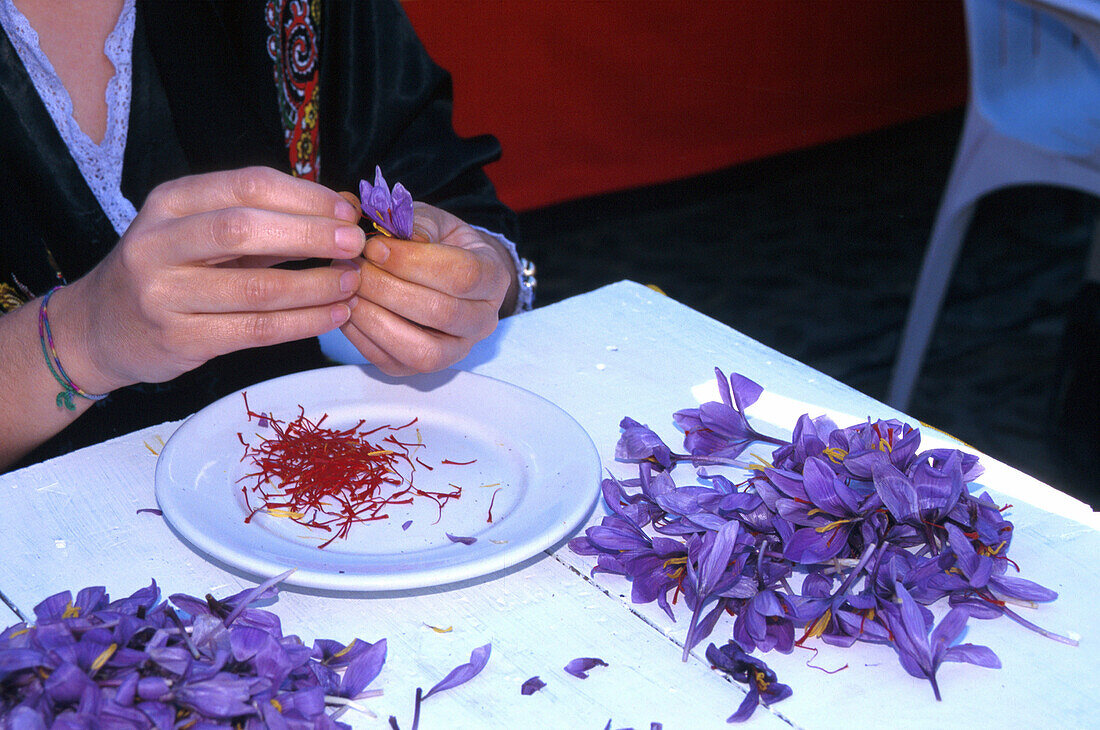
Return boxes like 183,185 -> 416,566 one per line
822,447 -> 847,463
331,638 -> 358,659
747,452 -> 773,471
752,668 -> 770,692
265,508 -> 306,519
10,628 -> 29,638
144,440 -> 160,456
366,450 -> 395,456
806,609 -> 832,639
479,483 -> 502,488
979,540 -> 1008,557
61,601 -> 80,619
815,518 -> 853,533
90,643 -> 117,674
270,698 -> 283,713
425,624 -> 453,634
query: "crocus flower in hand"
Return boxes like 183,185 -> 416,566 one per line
360,165 -> 414,239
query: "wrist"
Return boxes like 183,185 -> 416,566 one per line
44,284 -> 127,397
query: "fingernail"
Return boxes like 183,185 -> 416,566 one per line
365,237 -> 390,264
339,268 -> 358,293
335,199 -> 359,222
336,225 -> 365,254
331,302 -> 351,325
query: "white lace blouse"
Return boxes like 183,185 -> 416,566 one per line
0,0 -> 137,235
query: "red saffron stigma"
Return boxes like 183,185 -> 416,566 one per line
236,396 -> 460,548
487,487 -> 502,523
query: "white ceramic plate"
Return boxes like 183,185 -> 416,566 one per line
155,366 -> 602,591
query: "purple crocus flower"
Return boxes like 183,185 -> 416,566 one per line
2,575 -> 388,729
571,512 -> 687,619
616,417 -> 674,470
705,639 -> 792,722
673,369 -> 785,463
732,587 -> 798,654
882,583 -> 1000,700
568,366 -> 1071,718
359,166 -> 414,239
682,520 -> 743,660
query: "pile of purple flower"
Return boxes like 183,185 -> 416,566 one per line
570,368 -> 1076,720
0,572 -> 385,728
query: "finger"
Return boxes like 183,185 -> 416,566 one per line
356,261 -> 498,339
338,322 -> 420,377
363,236 -> 507,302
158,207 -> 366,265
145,166 -> 361,222
338,190 -> 362,219
164,263 -> 360,314
344,297 -> 473,374
188,302 -> 354,358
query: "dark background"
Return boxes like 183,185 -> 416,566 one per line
517,109 -> 1099,508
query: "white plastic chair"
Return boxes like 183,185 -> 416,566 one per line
887,0 -> 1100,411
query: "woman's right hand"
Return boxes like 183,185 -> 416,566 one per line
48,166 -> 366,394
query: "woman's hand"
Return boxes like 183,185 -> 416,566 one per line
50,166 -> 366,393
339,202 -> 518,376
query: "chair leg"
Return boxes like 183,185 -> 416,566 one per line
886,201 -> 977,412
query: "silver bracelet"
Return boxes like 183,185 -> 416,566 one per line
519,257 -> 537,310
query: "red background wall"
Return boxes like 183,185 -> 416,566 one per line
404,1 -> 968,212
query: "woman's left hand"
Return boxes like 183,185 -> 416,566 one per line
339,202 -> 517,375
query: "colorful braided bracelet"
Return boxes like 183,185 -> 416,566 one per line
38,286 -> 109,410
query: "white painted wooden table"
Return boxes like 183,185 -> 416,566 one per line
2,281 -> 1097,729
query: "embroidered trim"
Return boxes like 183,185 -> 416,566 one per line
0,283 -> 26,313
265,0 -> 321,180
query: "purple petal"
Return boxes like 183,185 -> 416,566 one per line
521,676 -> 546,695
564,656 -> 608,679
801,457 -> 857,515
402,520 -> 413,531
727,685 -> 761,722
389,183 -> 414,239
872,461 -> 920,523
422,643 -> 491,699
221,569 -> 293,628
174,676 -> 266,719
727,372 -> 764,412
446,533 -> 478,545
782,524 -> 851,564
929,607 -> 970,659
698,520 -> 740,595
989,574 -> 1058,603
339,639 -> 387,697
941,643 -> 1001,669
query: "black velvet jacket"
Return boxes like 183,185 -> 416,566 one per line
0,0 -> 517,468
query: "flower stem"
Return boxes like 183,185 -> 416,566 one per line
999,604 -> 1079,646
